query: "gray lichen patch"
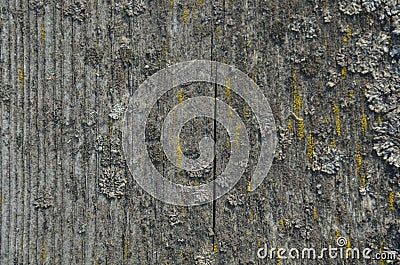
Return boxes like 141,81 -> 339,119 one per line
30,0 -> 49,13
0,85 -> 11,102
339,0 -> 363,15
33,191 -> 54,209
361,0 -> 382,12
339,0 -> 383,15
114,0 -> 147,17
109,103 -> 126,120
166,207 -> 186,226
275,126 -> 292,161
225,194 -> 244,208
63,1 -> 89,22
194,249 -> 215,265
311,144 -> 345,175
288,42 -> 325,78
99,165 -> 127,199
336,31 -> 391,74
96,130 -> 128,198
288,15 -> 320,39
365,69 -> 400,167
84,46 -> 104,69
118,40 -> 135,67
325,69 -> 340,88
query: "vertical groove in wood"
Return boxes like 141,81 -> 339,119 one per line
0,0 -> 4,261
51,1 -> 60,263
14,0 -> 24,263
24,1 -> 32,264
60,1 -> 73,262
52,3 -> 63,264
0,0 -> 10,263
8,0 -> 17,263
27,1 -> 38,263
92,0 -> 101,263
83,0 -> 97,263
36,0 -> 46,262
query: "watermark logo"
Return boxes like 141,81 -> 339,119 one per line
122,60 -> 277,206
257,237 -> 397,261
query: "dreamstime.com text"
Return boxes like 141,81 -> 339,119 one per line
257,237 -> 397,261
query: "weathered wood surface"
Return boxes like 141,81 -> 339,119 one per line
0,0 -> 399,264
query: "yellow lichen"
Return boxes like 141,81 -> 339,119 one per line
279,217 -> 284,227
380,244 -> 385,265
293,86 -> 301,114
212,243 -> 218,253
176,136 -> 182,172
178,89 -> 183,103
169,0 -> 174,7
346,237 -> 351,258
18,67 -> 24,88
335,229 -> 340,238
292,70 -> 304,139
224,78 -> 231,100
356,143 -> 362,177
247,180 -> 251,195
292,69 -> 298,80
361,112 -> 367,133
277,248 -> 283,265
215,25 -> 221,36
234,123 -> 242,147
378,115 -> 382,124
163,41 -> 168,57
298,119 -> 304,140
249,212 -> 253,222
349,89 -> 354,99
288,119 -> 293,130
109,120 -> 113,136
313,205 -> 317,220
243,105 -> 249,121
347,27 -> 352,37
40,20 -> 45,44
342,27 -> 352,42
40,240 -> 46,263
332,102 -> 341,137
123,236 -> 129,260
360,176 -> 366,186
341,67 -> 346,79
307,130 -> 314,163
183,6 -> 189,24
389,192 -> 395,212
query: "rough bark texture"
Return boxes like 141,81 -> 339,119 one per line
0,0 -> 399,264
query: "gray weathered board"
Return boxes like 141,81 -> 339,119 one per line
0,0 -> 399,264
